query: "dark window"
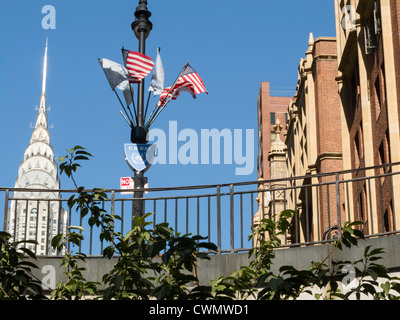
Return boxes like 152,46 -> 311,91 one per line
270,112 -> 276,125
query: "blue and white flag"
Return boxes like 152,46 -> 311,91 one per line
116,80 -> 133,107
148,47 -> 165,96
99,58 -> 130,90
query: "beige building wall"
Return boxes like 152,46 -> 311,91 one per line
334,0 -> 400,232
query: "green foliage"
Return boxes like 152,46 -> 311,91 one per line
0,231 -> 45,300
50,226 -> 99,300
211,209 -> 306,300
101,213 -> 217,300
211,210 -> 400,300
101,213 -> 156,300
329,245 -> 400,300
57,146 -> 218,300
58,146 -> 117,246
150,226 -> 217,300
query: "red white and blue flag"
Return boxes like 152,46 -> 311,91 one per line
157,64 -> 208,107
122,49 -> 154,83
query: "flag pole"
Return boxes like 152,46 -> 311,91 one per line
144,90 -> 151,120
145,61 -> 189,129
120,110 -> 132,127
113,89 -> 135,127
128,84 -> 138,124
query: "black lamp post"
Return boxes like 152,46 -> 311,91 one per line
131,0 -> 152,144
131,0 -> 152,218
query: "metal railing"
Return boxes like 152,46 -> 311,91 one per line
1,162 -> 400,256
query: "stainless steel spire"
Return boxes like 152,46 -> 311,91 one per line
42,37 -> 48,95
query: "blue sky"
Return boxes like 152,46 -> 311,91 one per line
0,0 -> 336,248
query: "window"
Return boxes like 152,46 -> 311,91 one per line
270,112 -> 276,125
375,77 -> 381,120
354,131 -> 361,168
382,130 -> 390,173
270,132 -> 276,143
374,0 -> 382,33
364,19 -> 377,54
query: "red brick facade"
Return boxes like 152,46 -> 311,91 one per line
257,82 -> 292,181
313,39 -> 344,240
285,37 -> 344,241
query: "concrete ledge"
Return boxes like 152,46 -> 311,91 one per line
30,234 -> 400,290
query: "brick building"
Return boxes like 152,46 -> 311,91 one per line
257,82 -> 292,181
334,0 -> 400,232
255,0 -> 400,243
285,34 -> 344,242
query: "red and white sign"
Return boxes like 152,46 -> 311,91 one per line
120,177 -> 148,195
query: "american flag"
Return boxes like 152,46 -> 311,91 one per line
157,64 -> 207,107
122,49 -> 154,83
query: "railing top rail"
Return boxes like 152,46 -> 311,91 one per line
8,169 -> 400,202
1,161 -> 399,195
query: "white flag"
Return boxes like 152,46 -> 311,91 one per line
99,58 -> 130,90
148,47 -> 165,96
116,80 -> 133,107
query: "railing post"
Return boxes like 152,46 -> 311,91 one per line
175,198 -> 178,235
110,191 -> 115,249
46,200 -> 51,255
216,185 -> 221,254
230,184 -> 234,253
335,173 -> 342,236
389,168 -> 397,230
3,189 -> 9,232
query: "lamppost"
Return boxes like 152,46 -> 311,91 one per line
130,0 -> 152,218
131,0 -> 152,144
99,0 -> 208,219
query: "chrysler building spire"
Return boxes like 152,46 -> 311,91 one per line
5,39 -> 66,256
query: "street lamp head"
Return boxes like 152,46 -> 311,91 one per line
132,0 -> 153,40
